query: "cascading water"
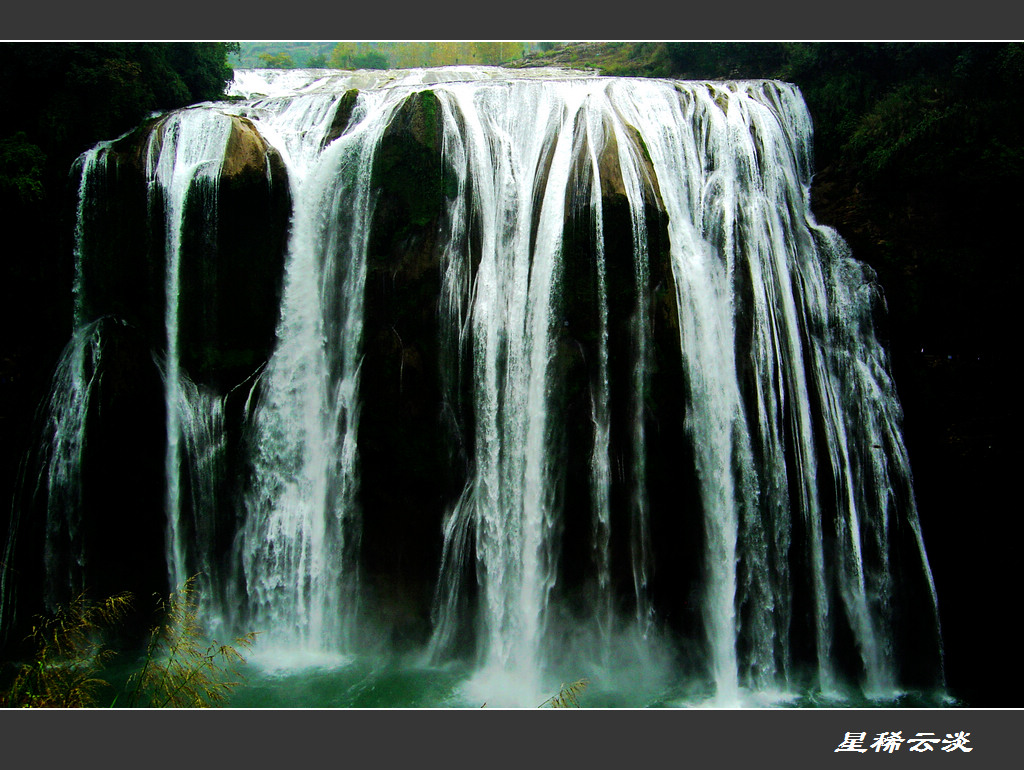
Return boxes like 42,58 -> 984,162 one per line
145,108 -> 234,593
33,143 -> 113,607
425,82 -> 670,701
1,66 -> 945,707
236,89 -> 404,658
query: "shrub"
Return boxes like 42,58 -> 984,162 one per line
0,575 -> 255,708
122,576 -> 256,708
0,591 -> 132,707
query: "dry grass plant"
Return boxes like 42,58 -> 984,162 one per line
122,575 -> 256,708
0,590 -> 132,707
1,575 -> 255,708
539,677 -> 589,708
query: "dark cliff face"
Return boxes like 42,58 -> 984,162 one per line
66,319 -> 168,620
321,89 -> 360,150
180,116 -> 292,391
77,114 -> 291,392
1,113 -> 293,647
357,90 -> 460,647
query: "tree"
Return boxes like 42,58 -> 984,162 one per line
257,51 -> 295,69
353,50 -> 390,69
430,42 -> 470,66
329,42 -> 357,69
664,42 -> 786,79
0,133 -> 46,205
472,42 -> 519,65
391,42 -> 430,68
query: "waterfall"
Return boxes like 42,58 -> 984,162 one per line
426,82 -> 578,691
582,106 -> 615,659
4,67 -> 944,705
35,142 -> 114,605
38,322 -> 104,607
144,108 -> 234,592
237,89 -> 400,655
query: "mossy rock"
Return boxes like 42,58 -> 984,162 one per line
179,116 -> 291,390
369,89 -> 458,271
321,89 -> 360,149
357,88 -> 464,627
76,126 -> 166,344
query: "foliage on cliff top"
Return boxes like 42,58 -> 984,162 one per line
236,41 -> 534,70
0,42 -> 242,475
0,42 -> 238,198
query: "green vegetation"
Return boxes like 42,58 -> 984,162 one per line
0,591 -> 132,707
0,132 -> 46,203
1,577 -> 254,708
0,42 -> 238,182
121,577 -> 256,708
512,41 -> 671,76
328,43 -> 390,70
235,41 -> 536,71
257,51 -> 295,69
232,41 -> 336,68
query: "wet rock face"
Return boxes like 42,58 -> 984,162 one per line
358,90 -> 461,644
553,111 -> 692,623
76,114 -> 291,392
368,89 -> 457,274
321,89 -> 360,150
179,115 -> 291,391
77,119 -> 166,342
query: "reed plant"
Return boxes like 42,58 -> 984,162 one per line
0,590 -> 132,707
1,575 -> 255,708
539,678 -> 589,708
121,576 -> 256,708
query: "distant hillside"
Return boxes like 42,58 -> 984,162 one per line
510,41 -> 673,76
234,41 -> 550,70
233,42 -> 339,68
